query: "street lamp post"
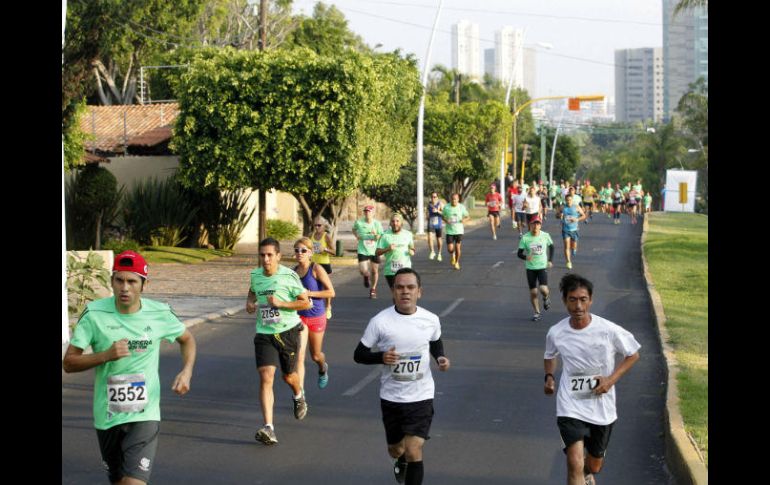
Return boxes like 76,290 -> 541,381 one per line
415,0 -> 443,235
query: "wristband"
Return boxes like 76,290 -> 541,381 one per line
544,373 -> 554,382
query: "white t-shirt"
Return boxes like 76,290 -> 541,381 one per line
360,306 -> 442,403
524,195 -> 542,215
513,193 -> 527,212
544,314 -> 641,425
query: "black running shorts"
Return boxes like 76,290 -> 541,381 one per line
253,324 -> 302,374
96,420 -> 160,484
381,398 -> 434,444
526,268 -> 548,289
557,416 -> 615,458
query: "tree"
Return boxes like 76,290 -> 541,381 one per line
423,95 -> 510,201
171,47 -> 421,233
284,2 -> 369,56
674,0 -> 708,17
676,76 -> 708,211
525,126 -> 580,183
65,164 -> 123,249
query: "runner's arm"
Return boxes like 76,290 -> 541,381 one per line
246,289 -> 257,314
268,291 -> 312,311
310,264 -> 336,300
324,233 -> 335,255
544,358 -> 557,395
517,248 -> 527,260
594,351 -> 640,394
62,340 -> 130,373
547,243 -> 554,262
172,330 -> 196,395
354,341 -> 385,365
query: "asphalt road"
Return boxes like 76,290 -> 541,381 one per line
62,212 -> 673,484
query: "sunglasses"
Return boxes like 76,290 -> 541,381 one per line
294,248 -> 310,254
314,224 -> 323,227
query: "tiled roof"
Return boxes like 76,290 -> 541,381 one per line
79,103 -> 179,154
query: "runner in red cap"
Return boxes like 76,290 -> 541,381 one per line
63,250 -> 197,484
485,184 -> 503,240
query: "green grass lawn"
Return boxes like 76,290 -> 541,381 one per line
140,246 -> 234,264
644,212 -> 708,465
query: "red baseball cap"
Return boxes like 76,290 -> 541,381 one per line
363,205 -> 375,211
529,215 -> 542,224
113,250 -> 148,279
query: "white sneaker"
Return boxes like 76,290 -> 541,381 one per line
429,251 -> 436,260
493,234 -> 497,240
437,253 -> 443,262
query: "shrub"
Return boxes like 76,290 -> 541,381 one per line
123,177 -> 197,246
192,189 -> 255,250
65,165 -> 124,249
67,251 -> 111,326
266,219 -> 300,241
102,237 -> 142,254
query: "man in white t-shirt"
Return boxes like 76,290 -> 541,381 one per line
513,191 -> 528,239
354,268 -> 450,485
544,274 -> 641,485
523,185 -> 542,224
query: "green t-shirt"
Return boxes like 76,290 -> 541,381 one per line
442,203 -> 469,235
70,297 -> 186,430
377,229 -> 414,276
249,265 -> 305,334
644,194 -> 652,207
352,218 -> 384,256
633,183 -> 643,192
518,231 -> 554,270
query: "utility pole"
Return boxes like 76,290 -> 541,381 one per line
257,0 -> 268,242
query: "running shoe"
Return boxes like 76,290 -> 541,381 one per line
393,455 -> 407,484
363,275 -> 370,288
566,261 -> 572,269
543,295 -> 551,311
429,251 -> 436,260
437,253 -> 442,262
454,262 -> 461,270
493,234 -> 497,240
293,395 -> 308,420
512,221 -> 518,229
255,425 -> 278,445
532,312 -> 542,322
451,255 -> 456,265
584,474 -> 595,485
370,288 -> 377,299
318,362 -> 329,389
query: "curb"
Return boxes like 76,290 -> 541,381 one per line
181,304 -> 245,329
640,214 -> 708,485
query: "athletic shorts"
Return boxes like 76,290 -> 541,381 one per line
627,200 -> 637,207
583,201 -> 593,208
526,268 -> 548,289
300,314 -> 327,333
317,263 -> 332,275
557,416 -> 615,458
446,234 -> 463,244
96,420 -> 160,484
562,230 -> 579,241
487,211 -> 501,218
358,253 -> 381,264
385,274 -> 396,289
253,324 -> 302,374
429,226 -> 443,237
516,212 -> 528,224
381,398 -> 434,444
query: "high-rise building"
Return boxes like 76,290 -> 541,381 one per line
495,27 -> 524,88
615,48 -> 664,123
523,47 -> 537,96
451,20 -> 481,79
484,48 -> 495,78
662,0 -> 708,119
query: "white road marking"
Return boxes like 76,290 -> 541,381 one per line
492,261 -> 504,268
440,298 -> 464,317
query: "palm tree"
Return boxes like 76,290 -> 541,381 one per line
674,0 -> 708,17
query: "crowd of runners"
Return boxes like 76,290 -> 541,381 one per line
63,176 -> 645,485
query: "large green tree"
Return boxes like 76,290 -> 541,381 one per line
423,95 -> 510,201
171,47 -> 421,234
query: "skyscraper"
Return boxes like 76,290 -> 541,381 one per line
662,0 -> 708,119
484,48 -> 495,78
615,48 -> 664,123
495,27 -> 524,89
451,20 -> 481,79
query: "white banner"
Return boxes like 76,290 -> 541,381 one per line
663,170 -> 697,213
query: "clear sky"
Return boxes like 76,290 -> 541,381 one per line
292,0 -> 663,101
